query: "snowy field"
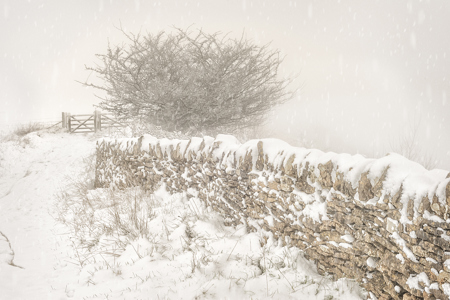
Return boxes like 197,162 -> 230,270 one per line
0,129 -> 366,299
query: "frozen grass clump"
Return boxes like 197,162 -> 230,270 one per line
13,122 -> 45,137
1,122 -> 48,142
53,156 -> 159,265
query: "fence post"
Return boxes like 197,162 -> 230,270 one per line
94,111 -> 101,132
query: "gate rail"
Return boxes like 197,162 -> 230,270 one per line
62,111 -> 126,133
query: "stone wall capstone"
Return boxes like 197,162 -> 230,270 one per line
95,134 -> 450,300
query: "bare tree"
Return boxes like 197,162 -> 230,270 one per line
81,27 -> 295,135
389,118 -> 437,170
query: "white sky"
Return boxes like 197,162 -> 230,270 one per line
1,0 -> 449,169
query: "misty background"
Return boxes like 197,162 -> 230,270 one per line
1,0 -> 449,170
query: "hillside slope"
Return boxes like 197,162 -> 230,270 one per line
0,131 -> 94,298
0,131 -> 365,299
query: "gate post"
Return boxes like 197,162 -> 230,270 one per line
94,110 -> 101,132
67,113 -> 72,133
62,112 -> 66,129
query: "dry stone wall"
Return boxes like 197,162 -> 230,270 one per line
95,134 -> 450,300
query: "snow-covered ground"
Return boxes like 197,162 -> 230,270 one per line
0,129 -> 366,299
0,131 -> 94,299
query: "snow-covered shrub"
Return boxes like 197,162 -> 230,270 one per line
82,27 -> 296,135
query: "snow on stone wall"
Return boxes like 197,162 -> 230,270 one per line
95,134 -> 450,300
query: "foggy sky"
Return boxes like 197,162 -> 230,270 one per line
1,0 -> 449,169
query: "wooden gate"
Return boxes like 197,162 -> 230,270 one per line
62,111 -> 126,133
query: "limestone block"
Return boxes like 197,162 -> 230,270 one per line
358,171 -> 374,202
280,176 -> 294,192
373,167 -> 389,198
406,197 -> 416,221
387,209 -> 402,221
447,179 -> 450,206
284,154 -> 296,177
295,162 -> 315,194
438,271 -> 450,285
255,141 -> 264,171
422,225 -> 443,237
419,197 -> 431,214
429,288 -> 446,300
403,293 -> 419,300
266,180 -> 279,190
392,185 -> 403,209
317,160 -> 334,189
